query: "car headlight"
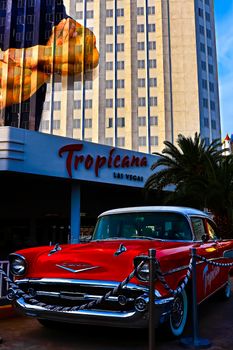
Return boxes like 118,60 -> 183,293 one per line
134,256 -> 157,282
10,254 -> 27,276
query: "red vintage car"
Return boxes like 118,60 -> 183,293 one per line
9,207 -> 233,337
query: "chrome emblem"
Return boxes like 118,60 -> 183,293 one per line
56,263 -> 99,273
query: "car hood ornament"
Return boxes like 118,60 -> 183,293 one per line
114,243 -> 127,256
56,263 -> 100,273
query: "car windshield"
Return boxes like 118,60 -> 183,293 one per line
92,212 -> 192,241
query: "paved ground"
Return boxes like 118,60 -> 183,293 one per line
0,290 -> 232,350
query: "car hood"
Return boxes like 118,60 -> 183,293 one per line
17,240 -> 190,282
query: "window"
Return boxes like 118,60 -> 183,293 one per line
116,43 -> 124,52
41,120 -> 49,130
85,100 -> 92,109
203,98 -> 208,108
200,43 -> 205,52
84,119 -> 92,128
86,10 -> 94,19
106,99 -> 113,108
148,6 -> 155,15
138,116 -> 146,126
53,120 -> 60,130
74,100 -> 81,109
117,79 -> 125,88
106,9 -> 113,17
148,24 -> 155,32
206,220 -> 218,240
76,11 -> 82,19
138,60 -> 145,69
117,137 -> 125,147
205,137 -> 210,146
54,101 -> 61,110
149,97 -> 157,106
17,16 -> 24,25
150,116 -> 158,125
149,59 -> 156,68
199,25 -> 204,35
137,42 -> 145,50
209,82 -> 214,92
191,217 -> 205,241
117,61 -> 124,70
106,80 -> 113,89
207,46 -> 212,56
205,12 -> 210,22
26,31 -> 34,41
17,0 -> 23,7
117,98 -> 125,107
201,61 -> 206,71
73,119 -> 80,129
74,81 -> 81,90
204,118 -> 209,127
139,136 -> 146,146
138,78 -> 145,87
202,79 -> 207,89
148,41 -> 156,50
105,137 -> 113,145
28,0 -> 35,6
211,119 -> 216,130
106,61 -> 113,70
151,136 -> 158,146
198,8 -> 203,17
208,64 -> 214,74
210,101 -> 215,111
137,24 -> 144,33
85,80 -> 93,90
16,32 -> 23,41
137,7 -> 144,16
117,117 -> 125,127
138,97 -> 146,106
206,29 -> 211,39
106,44 -> 113,52
44,101 -> 50,111
117,25 -> 124,34
107,118 -> 113,128
117,8 -> 124,16
149,78 -> 157,87
106,26 -> 113,35
0,1 -> 6,9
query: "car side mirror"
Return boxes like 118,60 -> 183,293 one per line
201,233 -> 209,243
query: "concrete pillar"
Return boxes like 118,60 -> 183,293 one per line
71,182 -> 81,244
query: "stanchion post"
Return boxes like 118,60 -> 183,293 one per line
180,248 -> 211,349
149,248 -> 156,350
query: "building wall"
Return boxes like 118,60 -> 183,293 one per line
0,0 -> 221,152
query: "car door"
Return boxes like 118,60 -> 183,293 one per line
190,216 -> 221,302
206,218 -> 233,289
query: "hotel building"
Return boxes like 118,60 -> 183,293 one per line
0,0 -> 221,153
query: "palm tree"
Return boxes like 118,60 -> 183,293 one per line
145,133 -> 233,237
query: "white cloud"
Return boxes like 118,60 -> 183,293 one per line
215,4 -> 233,136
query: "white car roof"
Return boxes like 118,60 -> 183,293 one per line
98,206 -> 211,218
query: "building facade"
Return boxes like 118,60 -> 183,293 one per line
0,0 -> 221,153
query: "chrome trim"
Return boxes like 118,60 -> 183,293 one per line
14,295 -> 174,328
56,264 -> 100,274
9,254 -> 28,277
34,290 -> 134,302
15,278 -> 161,298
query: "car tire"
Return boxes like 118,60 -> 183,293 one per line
168,289 -> 188,338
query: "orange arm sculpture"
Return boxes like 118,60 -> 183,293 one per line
0,18 -> 99,110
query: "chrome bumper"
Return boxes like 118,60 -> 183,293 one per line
15,296 -> 174,328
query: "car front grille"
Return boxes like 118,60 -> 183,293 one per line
16,279 -> 148,312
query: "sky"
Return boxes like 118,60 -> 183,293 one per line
215,0 -> 233,137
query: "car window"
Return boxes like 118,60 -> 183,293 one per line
206,219 -> 218,240
93,212 -> 192,241
191,217 -> 206,241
